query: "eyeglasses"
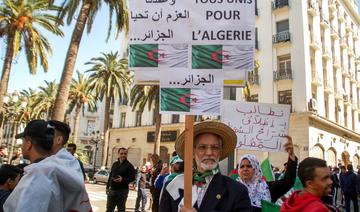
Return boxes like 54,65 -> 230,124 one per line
195,144 -> 221,152
239,164 -> 253,169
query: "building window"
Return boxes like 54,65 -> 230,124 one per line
276,19 -> 289,33
120,112 -> 126,128
86,120 -> 96,135
172,115 -> 180,123
224,87 -> 236,100
278,90 -> 292,106
248,94 -> 259,102
255,28 -> 258,49
278,56 -> 291,73
135,111 -> 142,127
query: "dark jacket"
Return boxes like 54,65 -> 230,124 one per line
159,173 -> 251,212
107,159 -> 136,191
341,171 -> 357,193
268,157 -> 297,202
0,189 -> 11,212
151,160 -> 163,189
252,157 -> 298,212
77,159 -> 86,180
357,173 -> 360,193
331,172 -> 340,195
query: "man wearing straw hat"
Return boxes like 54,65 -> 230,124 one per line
159,121 -> 251,212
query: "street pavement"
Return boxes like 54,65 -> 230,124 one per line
86,183 -> 359,212
86,183 -> 151,212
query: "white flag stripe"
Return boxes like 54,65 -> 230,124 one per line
223,45 -> 254,70
158,44 -> 188,68
190,88 -> 222,114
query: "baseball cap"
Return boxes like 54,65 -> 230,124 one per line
15,120 -> 55,150
47,120 -> 71,142
170,155 -> 183,165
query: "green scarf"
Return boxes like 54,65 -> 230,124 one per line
193,164 -> 220,184
166,172 -> 180,182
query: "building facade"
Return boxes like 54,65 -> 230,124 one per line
244,0 -> 360,168
73,0 -> 360,170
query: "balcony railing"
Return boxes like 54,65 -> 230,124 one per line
307,0 -> 319,16
248,72 -> 260,85
272,0 -> 289,10
273,31 -> 291,43
273,69 -> 292,81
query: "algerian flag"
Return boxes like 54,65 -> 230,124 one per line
192,45 -> 254,70
261,200 -> 280,212
160,88 -> 222,115
261,157 -> 274,182
190,88 -> 222,114
129,44 -> 188,68
160,88 -> 191,112
292,176 -> 304,190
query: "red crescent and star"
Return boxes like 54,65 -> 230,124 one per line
210,50 -> 231,64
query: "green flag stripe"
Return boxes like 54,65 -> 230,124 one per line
129,44 -> 158,67
160,88 -> 190,112
261,157 -> 274,182
192,45 -> 222,69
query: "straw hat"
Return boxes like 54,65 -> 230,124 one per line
175,121 -> 237,161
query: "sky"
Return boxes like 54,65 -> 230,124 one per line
1,6 -> 123,93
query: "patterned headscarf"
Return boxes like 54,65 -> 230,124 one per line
237,154 -> 271,208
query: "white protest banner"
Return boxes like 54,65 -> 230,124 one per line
129,0 -> 255,85
160,70 -> 223,115
221,100 -> 291,152
129,0 -> 255,44
159,69 -> 223,88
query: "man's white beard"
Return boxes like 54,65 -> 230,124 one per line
200,159 -> 219,171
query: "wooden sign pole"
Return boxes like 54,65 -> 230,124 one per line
184,115 -> 194,209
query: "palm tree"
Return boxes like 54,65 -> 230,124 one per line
3,92 -> 29,161
51,0 -> 129,121
18,88 -> 38,121
86,52 -> 132,167
0,0 -> 64,116
130,85 -> 161,154
68,70 -> 96,144
32,80 -> 58,119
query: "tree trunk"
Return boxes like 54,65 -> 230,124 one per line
0,116 -> 4,146
51,0 -> 92,121
8,122 -> 18,162
72,103 -> 81,144
0,34 -> 15,116
101,96 -> 111,168
153,100 -> 162,155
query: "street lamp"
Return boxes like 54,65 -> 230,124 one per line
91,130 -> 104,180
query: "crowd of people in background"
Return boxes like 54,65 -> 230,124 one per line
1,120 -> 360,212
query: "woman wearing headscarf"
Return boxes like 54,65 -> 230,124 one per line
237,136 -> 298,212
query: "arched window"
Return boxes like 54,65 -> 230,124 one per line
312,144 -> 325,159
353,154 -> 359,169
327,148 -> 337,167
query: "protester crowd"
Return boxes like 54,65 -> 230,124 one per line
0,120 -> 360,212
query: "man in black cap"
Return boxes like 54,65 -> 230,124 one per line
4,120 -> 92,212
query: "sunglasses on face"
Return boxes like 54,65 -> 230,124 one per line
239,164 -> 253,169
